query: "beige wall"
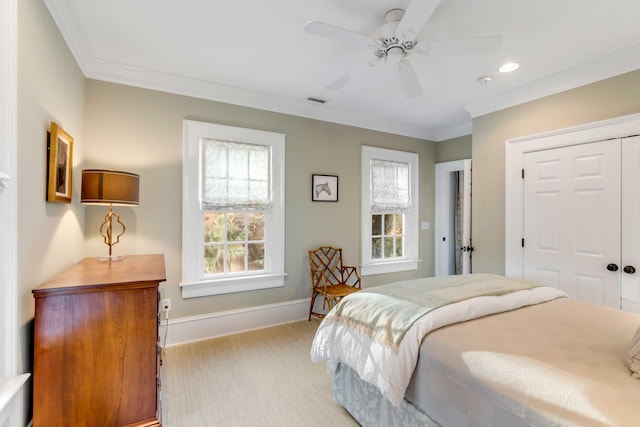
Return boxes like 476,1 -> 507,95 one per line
84,80 -> 437,318
472,70 -> 640,273
18,0 -> 85,339
16,1 -> 86,423
435,134 -> 472,163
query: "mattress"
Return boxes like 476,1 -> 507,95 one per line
334,298 -> 640,426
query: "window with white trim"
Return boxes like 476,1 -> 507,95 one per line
182,120 -> 285,298
361,146 -> 419,276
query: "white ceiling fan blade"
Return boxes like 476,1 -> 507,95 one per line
367,56 -> 384,67
428,36 -> 502,55
395,60 -> 422,98
405,43 -> 429,56
398,0 -> 443,38
304,20 -> 376,48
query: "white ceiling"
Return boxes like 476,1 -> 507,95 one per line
44,0 -> 640,141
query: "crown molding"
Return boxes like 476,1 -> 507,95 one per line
465,44 -> 640,119
42,0 -> 93,72
43,0 -> 445,141
434,122 -> 472,141
48,1 -> 638,142
84,57 -> 439,140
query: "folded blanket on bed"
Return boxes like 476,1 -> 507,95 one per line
629,326 -> 640,379
310,274 -> 567,407
326,274 -> 544,351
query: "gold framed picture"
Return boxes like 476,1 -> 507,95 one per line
47,122 -> 74,203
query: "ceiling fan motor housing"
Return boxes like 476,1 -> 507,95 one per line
374,9 -> 417,59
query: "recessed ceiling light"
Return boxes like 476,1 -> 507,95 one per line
477,75 -> 493,85
499,62 -> 520,73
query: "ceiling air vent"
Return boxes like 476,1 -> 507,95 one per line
306,97 -> 327,104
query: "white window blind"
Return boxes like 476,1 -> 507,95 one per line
201,139 -> 271,210
370,159 -> 410,212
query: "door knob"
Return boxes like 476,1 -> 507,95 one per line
606,263 -> 619,272
624,265 -> 636,274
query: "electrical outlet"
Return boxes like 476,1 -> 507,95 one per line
161,298 -> 171,313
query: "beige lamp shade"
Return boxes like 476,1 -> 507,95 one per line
81,169 -> 140,206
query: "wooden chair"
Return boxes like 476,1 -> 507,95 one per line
308,246 -> 361,320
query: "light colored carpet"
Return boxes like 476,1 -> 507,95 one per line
160,320 -> 359,427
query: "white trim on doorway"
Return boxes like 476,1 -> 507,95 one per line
435,159 -> 471,276
0,0 -> 18,384
505,112 -> 640,277
0,0 -> 30,425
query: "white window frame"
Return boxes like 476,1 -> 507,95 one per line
361,146 -> 419,276
181,120 -> 285,298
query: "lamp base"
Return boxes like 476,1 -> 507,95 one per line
96,255 -> 124,262
97,205 -> 127,263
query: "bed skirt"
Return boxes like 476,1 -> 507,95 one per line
332,362 -> 438,427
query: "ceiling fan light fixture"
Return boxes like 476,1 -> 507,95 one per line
499,61 -> 520,73
386,46 -> 405,64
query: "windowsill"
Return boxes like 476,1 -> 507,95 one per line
180,273 -> 286,298
360,259 -> 419,276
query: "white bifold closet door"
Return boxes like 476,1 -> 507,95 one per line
621,136 -> 640,312
523,136 -> 640,312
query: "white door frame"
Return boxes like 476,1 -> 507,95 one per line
0,0 -> 18,384
505,112 -> 640,278
0,1 -> 30,425
435,159 -> 471,276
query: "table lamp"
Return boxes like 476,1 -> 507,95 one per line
81,169 -> 140,261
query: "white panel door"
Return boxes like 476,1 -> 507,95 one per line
621,136 -> 640,312
523,140 -> 621,308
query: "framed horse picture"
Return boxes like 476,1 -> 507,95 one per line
312,174 -> 338,202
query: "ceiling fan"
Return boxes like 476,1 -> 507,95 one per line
304,0 -> 501,98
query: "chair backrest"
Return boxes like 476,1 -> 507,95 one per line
309,246 -> 344,288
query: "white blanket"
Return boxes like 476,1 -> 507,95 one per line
310,284 -> 566,407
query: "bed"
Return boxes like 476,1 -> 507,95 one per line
310,274 -> 640,427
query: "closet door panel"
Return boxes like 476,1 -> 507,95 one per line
621,135 -> 640,313
523,140 -> 621,307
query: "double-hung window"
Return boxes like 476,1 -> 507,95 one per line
361,146 -> 419,276
182,120 -> 285,298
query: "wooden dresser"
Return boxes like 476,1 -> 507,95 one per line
32,254 -> 166,427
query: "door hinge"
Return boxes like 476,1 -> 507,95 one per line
521,169 -> 525,179
521,238 -> 525,248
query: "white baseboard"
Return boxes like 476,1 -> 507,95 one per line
159,298 -> 312,347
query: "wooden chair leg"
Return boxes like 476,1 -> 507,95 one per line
309,292 -> 319,320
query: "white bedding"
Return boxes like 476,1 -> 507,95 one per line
311,284 -> 566,407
